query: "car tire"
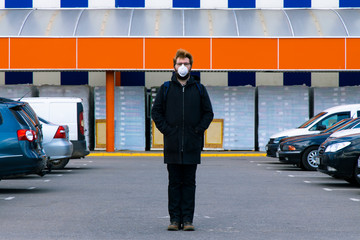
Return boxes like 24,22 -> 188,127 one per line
301,146 -> 319,171
47,158 -> 70,169
351,162 -> 360,186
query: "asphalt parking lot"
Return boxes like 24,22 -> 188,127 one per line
0,155 -> 360,240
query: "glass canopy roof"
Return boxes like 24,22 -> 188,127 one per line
0,8 -> 358,37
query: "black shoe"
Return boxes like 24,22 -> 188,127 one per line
167,221 -> 180,231
183,222 -> 195,231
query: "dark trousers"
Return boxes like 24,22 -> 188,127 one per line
167,164 -> 197,223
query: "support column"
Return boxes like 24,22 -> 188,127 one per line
106,71 -> 115,152
115,72 -> 121,86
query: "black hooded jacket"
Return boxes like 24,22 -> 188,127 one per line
151,75 -> 214,164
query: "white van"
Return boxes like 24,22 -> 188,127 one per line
20,97 -> 90,159
266,104 -> 360,157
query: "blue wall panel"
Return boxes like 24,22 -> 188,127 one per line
116,0 -> 145,7
173,0 -> 200,8
228,72 -> 256,86
120,72 -> 145,86
340,0 -> 360,7
61,0 -> 88,8
339,72 -> 360,86
5,72 -> 33,84
61,72 -> 88,85
228,0 -> 256,8
284,0 -> 311,8
5,0 -> 32,8
283,72 -> 311,86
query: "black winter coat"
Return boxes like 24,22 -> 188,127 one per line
151,75 -> 214,164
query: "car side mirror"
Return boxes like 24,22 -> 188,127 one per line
316,124 -> 326,131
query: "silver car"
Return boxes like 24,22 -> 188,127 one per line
39,117 -> 73,169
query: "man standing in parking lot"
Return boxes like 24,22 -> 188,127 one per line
151,49 -> 214,231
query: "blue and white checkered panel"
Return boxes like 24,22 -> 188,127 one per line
0,71 -> 360,87
0,0 -> 359,8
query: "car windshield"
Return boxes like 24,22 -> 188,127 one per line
38,117 -> 50,124
298,112 -> 327,128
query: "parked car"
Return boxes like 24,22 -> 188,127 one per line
0,97 -> 46,179
278,118 -> 360,171
39,117 -> 73,169
317,128 -> 360,185
266,104 -> 360,158
21,97 -> 90,159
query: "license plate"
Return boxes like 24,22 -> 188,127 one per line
315,157 -> 320,165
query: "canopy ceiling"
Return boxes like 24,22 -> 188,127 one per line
1,8 -> 360,37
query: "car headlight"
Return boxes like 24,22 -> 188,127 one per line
325,142 -> 351,152
274,136 -> 288,144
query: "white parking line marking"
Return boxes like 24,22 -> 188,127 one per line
350,198 -> 360,202
44,180 -> 51,182
323,188 -> 357,192
27,187 -> 36,190
304,181 -> 311,183
67,170 -> 73,172
57,174 -> 63,177
288,174 -> 324,178
4,197 -> 15,201
71,160 -> 93,163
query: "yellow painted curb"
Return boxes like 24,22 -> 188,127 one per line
88,152 -> 266,157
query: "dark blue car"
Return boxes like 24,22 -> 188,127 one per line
317,128 -> 360,185
0,98 -> 46,179
277,118 -> 360,171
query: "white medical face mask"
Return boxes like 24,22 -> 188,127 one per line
177,64 -> 189,77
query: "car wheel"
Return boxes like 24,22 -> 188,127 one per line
352,161 -> 360,186
47,158 -> 70,169
301,146 -> 319,171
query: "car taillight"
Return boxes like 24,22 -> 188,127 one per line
17,129 -> 37,142
54,126 -> 66,139
79,111 -> 84,135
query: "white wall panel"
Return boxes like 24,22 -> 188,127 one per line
0,72 -> 4,85
312,0 -> 339,8
33,0 -> 60,8
145,72 -> 171,88
201,0 -> 227,8
145,0 -> 172,8
256,72 -> 283,86
311,72 -> 339,87
89,72 -> 106,86
201,72 -> 227,86
89,0 -> 115,8
256,0 -> 283,8
33,72 -> 60,85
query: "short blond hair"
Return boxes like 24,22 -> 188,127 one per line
173,49 -> 193,67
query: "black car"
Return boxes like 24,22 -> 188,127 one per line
0,98 -> 46,179
317,129 -> 360,185
278,118 -> 360,171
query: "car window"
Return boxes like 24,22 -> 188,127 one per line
321,118 -> 351,133
309,112 -> 351,131
10,108 -> 28,127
